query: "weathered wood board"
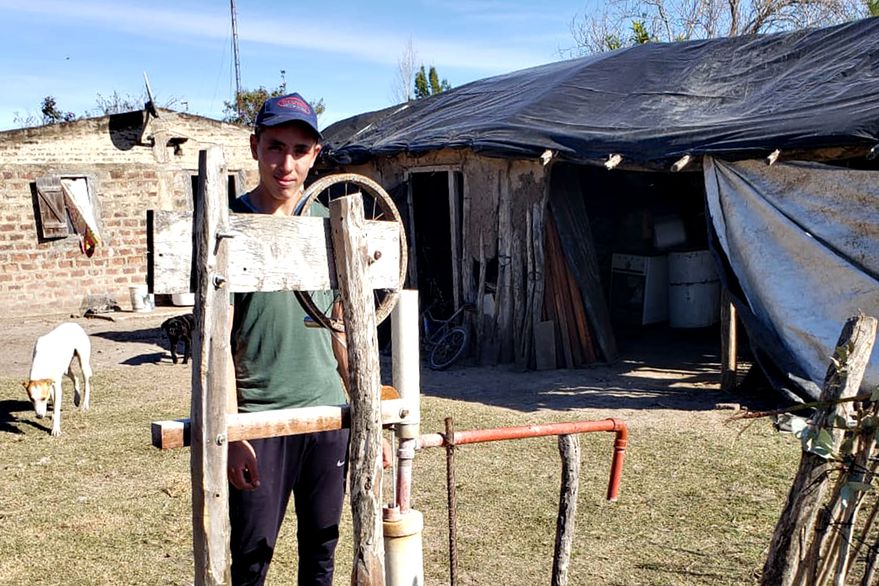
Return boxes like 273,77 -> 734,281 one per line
150,210 -> 401,293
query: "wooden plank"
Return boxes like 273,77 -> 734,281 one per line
190,147 -> 232,586
330,194 -> 386,585
151,399 -> 411,450
461,173 -> 475,309
475,232 -> 488,363
545,216 -> 575,367
151,211 -> 400,294
406,181 -> 418,289
531,202 -> 547,367
534,320 -> 557,370
761,315 -> 877,586
517,206 -> 534,367
563,255 -> 596,364
548,166 -> 617,361
720,289 -> 738,392
448,172 -> 462,311
496,166 -> 514,363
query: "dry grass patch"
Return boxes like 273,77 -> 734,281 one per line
0,363 -> 798,585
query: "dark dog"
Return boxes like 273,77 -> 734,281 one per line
161,313 -> 195,364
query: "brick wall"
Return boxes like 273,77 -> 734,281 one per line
0,110 -> 258,317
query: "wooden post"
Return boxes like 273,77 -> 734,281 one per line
190,147 -> 232,586
330,194 -> 386,586
720,289 -> 738,392
761,315 -> 877,586
448,172 -> 462,311
496,164 -> 514,363
552,434 -> 580,586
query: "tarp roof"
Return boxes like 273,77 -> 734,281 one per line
321,18 -> 879,168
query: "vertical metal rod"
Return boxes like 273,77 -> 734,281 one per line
229,0 -> 243,119
445,416 -> 458,586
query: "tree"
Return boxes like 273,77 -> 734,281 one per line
414,65 -> 451,99
570,0 -> 869,54
428,66 -> 452,95
414,66 -> 430,99
40,96 -> 75,124
391,38 -> 418,103
223,80 -> 326,127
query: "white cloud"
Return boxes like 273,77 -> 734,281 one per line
0,0 -> 555,73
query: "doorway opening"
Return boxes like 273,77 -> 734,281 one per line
408,170 -> 463,314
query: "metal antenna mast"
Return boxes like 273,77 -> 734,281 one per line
230,0 -> 243,119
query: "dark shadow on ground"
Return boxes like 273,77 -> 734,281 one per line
90,326 -> 166,346
409,324 -> 784,414
0,398 -> 50,435
121,352 -> 167,366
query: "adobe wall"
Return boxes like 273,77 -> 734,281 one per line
0,111 -> 257,317
321,149 -> 549,366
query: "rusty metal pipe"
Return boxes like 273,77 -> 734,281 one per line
418,418 -> 628,502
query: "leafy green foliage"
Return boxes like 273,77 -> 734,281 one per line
40,96 -> 75,124
630,20 -> 652,45
223,83 -> 326,127
414,65 -> 451,99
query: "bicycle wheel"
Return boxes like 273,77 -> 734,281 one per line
428,326 -> 469,370
293,173 -> 408,332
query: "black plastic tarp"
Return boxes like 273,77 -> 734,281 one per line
321,18 -> 879,167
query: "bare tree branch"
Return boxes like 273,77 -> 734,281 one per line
570,0 -> 868,55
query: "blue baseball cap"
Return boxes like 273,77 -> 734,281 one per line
254,92 -> 321,139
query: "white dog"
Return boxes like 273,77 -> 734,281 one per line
22,322 -> 93,436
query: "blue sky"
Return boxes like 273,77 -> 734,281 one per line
0,0 -> 589,131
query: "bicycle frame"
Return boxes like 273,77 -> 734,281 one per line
421,302 -> 473,349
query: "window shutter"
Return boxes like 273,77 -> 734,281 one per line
35,176 -> 69,238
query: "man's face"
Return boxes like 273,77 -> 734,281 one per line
250,123 -> 321,208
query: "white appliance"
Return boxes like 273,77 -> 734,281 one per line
610,253 -> 668,325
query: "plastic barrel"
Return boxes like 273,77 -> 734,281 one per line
668,250 -> 720,328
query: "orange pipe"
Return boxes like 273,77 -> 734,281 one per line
418,418 -> 628,502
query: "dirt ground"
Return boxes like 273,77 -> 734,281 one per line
2,304 -> 771,430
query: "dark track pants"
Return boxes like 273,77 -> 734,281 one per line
229,428 -> 349,586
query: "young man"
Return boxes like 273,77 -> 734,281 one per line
225,92 -> 349,586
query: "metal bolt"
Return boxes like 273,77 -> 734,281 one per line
216,231 -> 235,240
399,408 -> 409,419
213,274 -> 227,288
373,250 -> 382,261
216,433 -> 227,446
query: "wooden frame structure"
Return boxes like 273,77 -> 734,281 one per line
152,147 -> 407,585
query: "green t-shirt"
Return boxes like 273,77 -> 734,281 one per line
230,195 -> 346,413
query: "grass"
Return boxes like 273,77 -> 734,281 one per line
0,361 -> 800,585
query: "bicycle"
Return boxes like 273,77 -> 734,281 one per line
421,302 -> 475,370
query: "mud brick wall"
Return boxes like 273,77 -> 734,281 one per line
0,110 -> 257,317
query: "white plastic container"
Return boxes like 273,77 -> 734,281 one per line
171,292 -> 196,306
129,285 -> 151,312
668,250 -> 720,328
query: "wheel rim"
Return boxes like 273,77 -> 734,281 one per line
430,328 -> 468,369
293,173 -> 408,331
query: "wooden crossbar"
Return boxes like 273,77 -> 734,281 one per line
151,399 -> 411,450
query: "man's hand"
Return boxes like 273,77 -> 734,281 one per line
228,440 -> 261,490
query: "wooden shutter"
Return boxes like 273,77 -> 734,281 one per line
35,176 -> 69,238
